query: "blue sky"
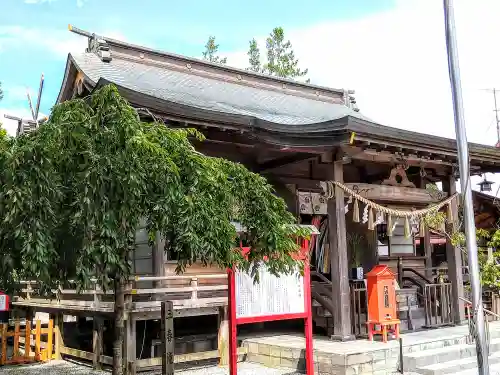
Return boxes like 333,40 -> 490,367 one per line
0,0 -> 395,118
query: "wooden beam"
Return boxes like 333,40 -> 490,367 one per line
343,183 -> 447,204
342,145 -> 453,169
61,345 -> 113,365
133,347 -> 248,369
328,155 -> 354,341
442,175 -> 465,324
256,153 -> 316,172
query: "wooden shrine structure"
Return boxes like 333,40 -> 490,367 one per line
11,25 -> 500,370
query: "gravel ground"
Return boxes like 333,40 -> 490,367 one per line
0,360 -> 302,375
1,360 -> 497,375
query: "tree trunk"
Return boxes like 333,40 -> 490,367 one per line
113,278 -> 125,375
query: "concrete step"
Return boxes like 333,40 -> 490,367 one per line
404,337 -> 500,370
416,351 -> 500,375
451,361 -> 500,375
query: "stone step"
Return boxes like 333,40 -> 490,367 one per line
416,351 -> 500,375
451,361 -> 500,375
405,337 -> 500,370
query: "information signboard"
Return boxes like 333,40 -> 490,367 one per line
234,263 -> 305,319
227,237 -> 314,375
0,292 -> 9,311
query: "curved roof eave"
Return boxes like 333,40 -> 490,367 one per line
92,78 -> 352,148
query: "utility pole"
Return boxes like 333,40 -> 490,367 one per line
493,89 -> 499,144
442,1 -> 489,374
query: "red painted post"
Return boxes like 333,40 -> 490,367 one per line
227,268 -> 238,375
303,252 -> 314,375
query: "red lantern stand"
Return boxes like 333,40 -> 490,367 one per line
227,238 -> 314,375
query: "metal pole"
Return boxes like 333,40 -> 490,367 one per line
442,1 -> 489,374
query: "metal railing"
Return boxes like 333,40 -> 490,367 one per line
460,296 -> 500,358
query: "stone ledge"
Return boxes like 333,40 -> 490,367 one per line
242,332 -> 473,375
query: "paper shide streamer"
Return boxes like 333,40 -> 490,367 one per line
321,180 -> 458,239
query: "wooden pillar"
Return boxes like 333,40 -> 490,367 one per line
327,156 -> 354,341
93,316 -> 104,370
26,308 -> 34,325
442,175 -> 466,324
125,316 -> 136,375
424,226 -> 433,280
217,306 -> 229,366
54,313 -> 64,360
153,232 -> 166,289
161,301 -> 175,375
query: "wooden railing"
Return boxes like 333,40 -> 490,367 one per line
0,319 -> 54,365
350,281 -> 367,338
14,274 -> 229,314
423,282 -> 453,328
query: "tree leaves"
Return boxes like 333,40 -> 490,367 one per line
0,85 -> 301,294
247,39 -> 262,73
246,27 -> 309,80
202,36 -> 227,64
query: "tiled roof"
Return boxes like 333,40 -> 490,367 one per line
71,53 -> 369,127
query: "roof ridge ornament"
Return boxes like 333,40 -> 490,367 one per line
86,33 -> 112,63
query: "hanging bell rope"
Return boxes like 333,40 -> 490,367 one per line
321,180 -> 459,218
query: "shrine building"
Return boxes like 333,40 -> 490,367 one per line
11,25 -> 500,375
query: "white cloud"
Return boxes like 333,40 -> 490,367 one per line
0,25 -> 126,58
24,0 -> 56,3
24,0 -> 86,6
4,85 -> 29,102
225,0 -> 500,194
0,26 -> 86,57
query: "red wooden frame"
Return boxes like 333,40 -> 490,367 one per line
227,239 -> 314,375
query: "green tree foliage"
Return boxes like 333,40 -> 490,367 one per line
264,27 -> 308,79
0,85 -> 305,374
0,81 -> 3,101
476,229 -> 500,292
246,27 -> 309,81
202,36 -> 227,64
247,38 -> 262,73
423,192 -> 500,293
0,85 -> 303,292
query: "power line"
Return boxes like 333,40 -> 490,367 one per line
480,88 -> 500,146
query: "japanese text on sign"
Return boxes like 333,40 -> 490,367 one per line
235,263 -> 305,318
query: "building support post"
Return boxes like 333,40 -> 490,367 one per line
54,313 -> 64,360
327,153 -> 354,341
423,227 -> 433,280
93,315 -> 104,370
153,232 -> 166,289
442,175 -> 465,324
218,306 -> 229,366
125,316 -> 136,375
